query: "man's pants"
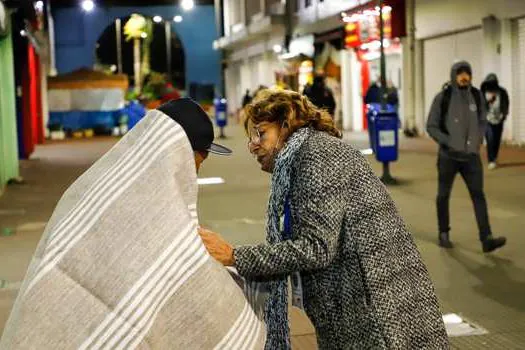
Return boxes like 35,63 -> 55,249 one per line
437,153 -> 492,241
486,123 -> 504,162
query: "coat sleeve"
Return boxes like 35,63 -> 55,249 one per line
426,92 -> 450,147
234,147 -> 348,279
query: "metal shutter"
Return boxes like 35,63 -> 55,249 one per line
423,29 -> 483,119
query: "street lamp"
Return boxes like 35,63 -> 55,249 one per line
153,15 -> 162,23
34,1 -> 44,11
181,0 -> 194,11
81,0 -> 95,12
173,15 -> 183,23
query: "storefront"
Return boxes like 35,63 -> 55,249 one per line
342,0 -> 406,131
314,28 -> 344,128
277,35 -> 315,92
279,32 -> 344,126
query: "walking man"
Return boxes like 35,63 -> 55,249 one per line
481,73 -> 510,170
426,61 -> 506,253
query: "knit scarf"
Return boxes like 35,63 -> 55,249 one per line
263,127 -> 312,350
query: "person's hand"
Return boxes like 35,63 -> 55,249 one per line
198,227 -> 235,266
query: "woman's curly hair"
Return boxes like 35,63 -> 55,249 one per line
243,89 -> 342,138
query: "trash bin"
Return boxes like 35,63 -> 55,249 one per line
214,97 -> 227,138
125,101 -> 147,130
214,97 -> 227,128
366,103 -> 399,163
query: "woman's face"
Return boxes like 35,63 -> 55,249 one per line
247,121 -> 287,173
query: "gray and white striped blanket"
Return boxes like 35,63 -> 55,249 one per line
1,110 -> 266,349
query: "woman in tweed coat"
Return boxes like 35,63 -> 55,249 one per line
199,90 -> 449,349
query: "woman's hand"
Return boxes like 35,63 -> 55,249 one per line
198,227 -> 235,266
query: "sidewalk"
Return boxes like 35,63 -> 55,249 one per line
1,126 -> 524,349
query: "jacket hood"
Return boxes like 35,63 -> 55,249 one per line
450,61 -> 472,87
481,73 -> 501,92
483,73 -> 499,86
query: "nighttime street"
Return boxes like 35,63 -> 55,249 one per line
1,0 -> 525,349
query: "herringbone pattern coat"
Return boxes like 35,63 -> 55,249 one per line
235,131 -> 449,349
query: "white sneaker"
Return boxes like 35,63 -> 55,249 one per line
488,162 -> 497,170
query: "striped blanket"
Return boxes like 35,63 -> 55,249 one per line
1,110 -> 266,349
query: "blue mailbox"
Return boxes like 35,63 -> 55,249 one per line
366,103 -> 399,163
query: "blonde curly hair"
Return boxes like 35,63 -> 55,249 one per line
243,89 -> 342,138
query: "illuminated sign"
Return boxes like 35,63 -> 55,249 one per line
344,6 -> 393,49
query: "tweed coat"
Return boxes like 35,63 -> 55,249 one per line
234,130 -> 449,349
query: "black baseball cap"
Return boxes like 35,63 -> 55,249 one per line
157,98 -> 232,156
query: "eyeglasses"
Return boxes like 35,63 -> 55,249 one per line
248,126 -> 264,146
248,121 -> 287,146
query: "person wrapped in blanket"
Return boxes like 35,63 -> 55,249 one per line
1,99 -> 269,350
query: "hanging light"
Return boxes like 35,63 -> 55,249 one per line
81,0 -> 95,12
141,32 -> 148,39
181,0 -> 194,11
173,15 -> 183,23
153,15 -> 162,23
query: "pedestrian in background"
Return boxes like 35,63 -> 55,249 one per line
303,74 -> 336,117
242,89 -> 253,107
364,77 -> 399,107
199,89 -> 448,349
481,73 -> 509,170
426,60 -> 506,252
237,89 -> 253,124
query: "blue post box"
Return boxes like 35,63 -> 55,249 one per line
366,103 -> 399,184
214,98 -> 227,128
366,103 -> 399,162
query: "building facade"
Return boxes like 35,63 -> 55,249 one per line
215,0 -> 289,113
218,0 -> 525,144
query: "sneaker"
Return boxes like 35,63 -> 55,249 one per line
488,162 -> 497,170
482,236 -> 507,253
438,232 -> 454,249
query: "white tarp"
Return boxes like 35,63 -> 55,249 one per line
48,88 -> 125,112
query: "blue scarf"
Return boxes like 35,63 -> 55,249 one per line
263,127 -> 312,349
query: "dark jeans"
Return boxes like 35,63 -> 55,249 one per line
486,122 -> 504,162
437,152 -> 492,241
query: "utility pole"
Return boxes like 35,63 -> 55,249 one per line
115,18 -> 123,74
165,21 -> 172,82
379,0 -> 396,184
379,0 -> 387,110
